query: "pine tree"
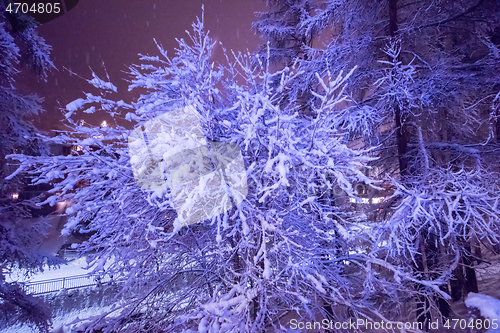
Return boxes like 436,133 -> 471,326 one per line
254,0 -> 500,328
6,11 -> 417,332
0,3 -> 56,332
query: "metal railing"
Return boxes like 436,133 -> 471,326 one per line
24,273 -> 113,295
61,248 -> 80,260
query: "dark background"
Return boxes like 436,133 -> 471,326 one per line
16,0 -> 265,131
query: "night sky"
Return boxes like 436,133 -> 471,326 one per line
18,0 -> 265,132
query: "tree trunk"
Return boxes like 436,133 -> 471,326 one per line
389,0 -> 430,327
463,242 -> 479,296
450,262 -> 465,302
415,234 -> 432,329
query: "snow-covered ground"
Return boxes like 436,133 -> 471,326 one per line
3,257 -> 122,333
465,293 -> 500,333
0,303 -> 119,333
7,257 -> 110,283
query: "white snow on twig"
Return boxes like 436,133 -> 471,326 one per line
87,72 -> 117,92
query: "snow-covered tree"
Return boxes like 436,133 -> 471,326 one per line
254,0 -> 500,328
0,3 -> 56,332
5,10 -> 450,332
253,0 -> 319,65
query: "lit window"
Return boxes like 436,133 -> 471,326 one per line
349,197 -> 369,204
11,193 -> 19,200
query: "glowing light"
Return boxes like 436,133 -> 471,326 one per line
11,193 -> 18,200
56,199 -> 70,211
349,197 -> 369,204
101,120 -> 108,127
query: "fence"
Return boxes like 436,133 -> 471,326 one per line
24,273 -> 113,295
61,248 -> 80,260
